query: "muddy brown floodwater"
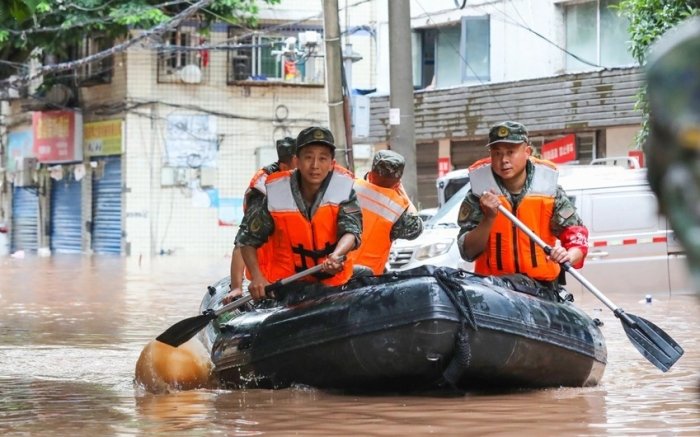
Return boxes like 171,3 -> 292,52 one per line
1,255 -> 698,435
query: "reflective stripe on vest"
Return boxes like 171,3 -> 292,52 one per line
351,178 -> 410,274
470,158 -> 561,281
265,167 -> 354,286
249,168 -> 269,197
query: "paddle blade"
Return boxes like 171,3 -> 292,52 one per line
619,312 -> 684,372
156,312 -> 216,348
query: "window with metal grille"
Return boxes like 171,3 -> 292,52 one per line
157,28 -> 208,84
76,36 -> 113,86
227,27 -> 324,86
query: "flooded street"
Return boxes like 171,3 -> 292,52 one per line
1,255 -> 698,436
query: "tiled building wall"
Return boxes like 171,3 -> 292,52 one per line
124,29 -> 328,258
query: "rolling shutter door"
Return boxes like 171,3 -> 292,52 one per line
92,156 -> 122,254
451,140 -> 486,170
11,187 -> 39,253
50,177 -> 83,253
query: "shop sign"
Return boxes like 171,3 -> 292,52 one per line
541,134 -> 576,163
85,119 -> 122,156
438,157 -> 451,177
6,129 -> 34,172
32,111 -> 83,163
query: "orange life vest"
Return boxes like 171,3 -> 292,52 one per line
265,166 -> 355,286
468,157 -> 561,281
244,166 -> 274,280
246,167 -> 270,208
350,178 -> 410,274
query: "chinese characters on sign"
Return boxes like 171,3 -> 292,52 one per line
84,119 -> 122,156
438,157 -> 451,177
541,134 -> 576,164
32,111 -> 83,163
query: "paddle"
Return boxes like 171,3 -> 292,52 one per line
156,262 -> 329,347
496,204 -> 684,372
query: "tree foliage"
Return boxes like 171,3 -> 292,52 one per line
0,0 -> 279,79
614,0 -> 698,147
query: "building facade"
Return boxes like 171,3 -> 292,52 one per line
0,0 -> 647,255
0,0 -> 337,258
353,0 -> 643,208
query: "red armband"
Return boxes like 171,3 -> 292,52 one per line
560,225 -> 589,269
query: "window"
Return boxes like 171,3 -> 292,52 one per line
565,0 -> 635,71
413,16 -> 490,89
157,28 -> 208,84
227,27 -> 324,85
76,36 -> 113,86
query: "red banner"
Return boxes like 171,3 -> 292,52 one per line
438,156 -> 451,177
32,111 -> 83,163
541,134 -> 576,163
628,150 -> 644,168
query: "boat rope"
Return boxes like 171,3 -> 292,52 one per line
433,268 -> 478,389
433,269 -> 478,332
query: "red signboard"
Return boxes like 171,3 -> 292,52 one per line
32,111 -> 83,163
438,156 -> 451,177
541,134 -> 576,163
628,150 -> 645,168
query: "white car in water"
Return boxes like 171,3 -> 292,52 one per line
387,183 -> 473,272
389,164 -> 692,295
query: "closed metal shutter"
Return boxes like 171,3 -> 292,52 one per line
91,156 -> 122,254
416,142 -> 439,209
50,176 -> 83,253
11,187 -> 39,252
451,139 -> 486,170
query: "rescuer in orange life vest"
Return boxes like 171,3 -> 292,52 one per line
222,137 -> 297,305
457,121 -> 589,294
234,126 -> 363,301
349,149 -> 424,275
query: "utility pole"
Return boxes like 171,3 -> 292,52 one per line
388,0 -> 417,201
322,0 -> 349,168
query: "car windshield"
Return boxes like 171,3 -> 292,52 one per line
425,183 -> 470,228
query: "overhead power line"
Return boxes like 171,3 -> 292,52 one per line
0,0 -> 215,90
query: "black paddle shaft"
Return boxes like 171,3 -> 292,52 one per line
496,204 -> 684,372
155,259 -> 340,347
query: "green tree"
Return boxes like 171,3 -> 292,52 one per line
0,0 -> 279,80
614,0 -> 698,147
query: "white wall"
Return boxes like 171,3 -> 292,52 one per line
374,0 -> 573,94
606,125 -> 640,157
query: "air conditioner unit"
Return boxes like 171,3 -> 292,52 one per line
44,83 -> 74,106
299,31 -> 320,48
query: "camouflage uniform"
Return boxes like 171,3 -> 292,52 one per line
645,17 -> 700,288
243,161 -> 280,212
368,150 -> 423,241
235,128 -> 363,250
457,160 -> 584,262
240,136 -> 296,220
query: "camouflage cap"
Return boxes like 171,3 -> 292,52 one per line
275,136 -> 296,161
486,121 -> 529,147
295,126 -> 336,154
371,149 -> 405,178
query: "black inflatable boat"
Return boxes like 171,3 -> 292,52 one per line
199,266 -> 607,391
